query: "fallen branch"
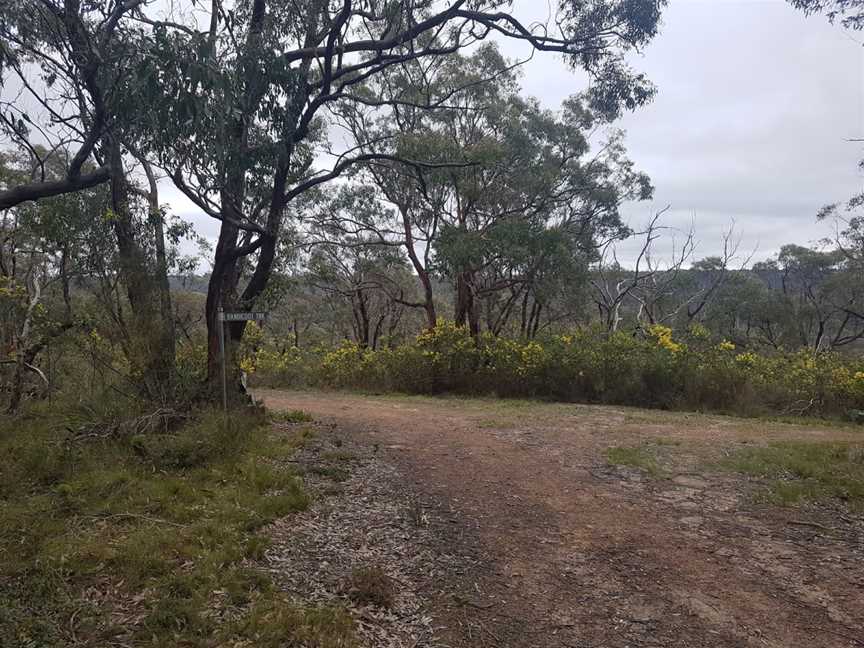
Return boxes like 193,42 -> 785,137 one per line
64,408 -> 190,441
788,520 -> 832,532
84,513 -> 186,528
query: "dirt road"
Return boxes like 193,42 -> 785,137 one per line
259,389 -> 864,648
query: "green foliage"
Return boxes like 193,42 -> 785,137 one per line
789,0 -> 864,29
271,408 -> 315,423
606,445 -> 662,476
0,407 -> 353,646
722,441 -> 864,508
235,600 -> 355,648
250,320 -> 864,420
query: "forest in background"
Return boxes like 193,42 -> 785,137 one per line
5,29 -> 864,416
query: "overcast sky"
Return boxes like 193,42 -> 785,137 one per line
164,0 -> 864,268
501,0 -> 864,264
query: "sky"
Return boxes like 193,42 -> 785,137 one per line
161,0 -> 864,268
499,0 -> 864,264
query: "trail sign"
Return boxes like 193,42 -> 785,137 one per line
217,308 -> 269,420
220,311 -> 268,322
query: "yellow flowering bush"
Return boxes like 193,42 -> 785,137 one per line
647,324 -> 684,354
249,321 -> 864,420
319,340 -> 368,386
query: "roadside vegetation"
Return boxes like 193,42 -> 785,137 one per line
721,442 -> 864,509
0,401 -> 355,647
247,320 -> 864,421
604,435 -> 864,510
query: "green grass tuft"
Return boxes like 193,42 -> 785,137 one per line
606,445 -> 662,477
721,441 -> 864,508
272,409 -> 315,424
340,566 -> 396,609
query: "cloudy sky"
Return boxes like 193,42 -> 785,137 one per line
500,0 -> 864,264
164,0 -> 864,267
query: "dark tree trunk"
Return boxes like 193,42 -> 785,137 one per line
352,291 -> 371,348
7,354 -> 33,415
205,208 -> 242,389
530,301 -> 543,339
107,139 -> 175,399
203,154 -> 288,400
455,271 -> 479,337
7,324 -> 72,414
400,206 -> 437,330
405,250 -> 436,330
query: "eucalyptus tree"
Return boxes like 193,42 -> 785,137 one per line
1,0 -> 183,398
0,150 -> 113,411
328,44 -> 650,336
789,0 -> 864,28
431,95 -> 648,337
301,184 -> 421,347
305,242 -> 411,349
128,0 -> 666,393
0,0 -> 131,208
697,271 -> 775,346
752,244 -> 864,351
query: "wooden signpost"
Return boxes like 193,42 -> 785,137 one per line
218,308 -> 268,420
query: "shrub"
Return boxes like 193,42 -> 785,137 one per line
250,321 -> 864,420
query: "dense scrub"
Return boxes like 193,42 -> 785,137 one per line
0,400 -> 355,647
246,321 -> 864,420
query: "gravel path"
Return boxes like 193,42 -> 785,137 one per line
259,390 -> 864,648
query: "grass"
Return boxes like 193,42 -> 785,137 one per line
477,418 -> 519,429
321,450 -> 357,462
721,441 -> 864,509
0,404 -> 356,647
310,465 -> 351,482
606,445 -> 662,477
272,408 -> 315,424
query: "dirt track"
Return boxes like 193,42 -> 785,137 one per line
259,389 -> 864,648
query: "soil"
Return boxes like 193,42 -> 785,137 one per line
258,389 -> 864,648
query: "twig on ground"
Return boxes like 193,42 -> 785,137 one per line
85,513 -> 186,528
788,520 -> 832,532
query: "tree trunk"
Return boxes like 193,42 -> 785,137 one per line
353,291 -> 371,348
7,357 -> 29,415
205,211 -> 242,390
6,324 -> 72,414
107,139 -> 175,400
400,206 -> 437,329
455,271 -> 479,337
420,272 -> 438,330
142,159 -> 177,387
203,157 -> 287,399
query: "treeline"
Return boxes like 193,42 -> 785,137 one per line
0,0 -> 666,412
244,236 -> 864,356
2,0 -> 863,418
